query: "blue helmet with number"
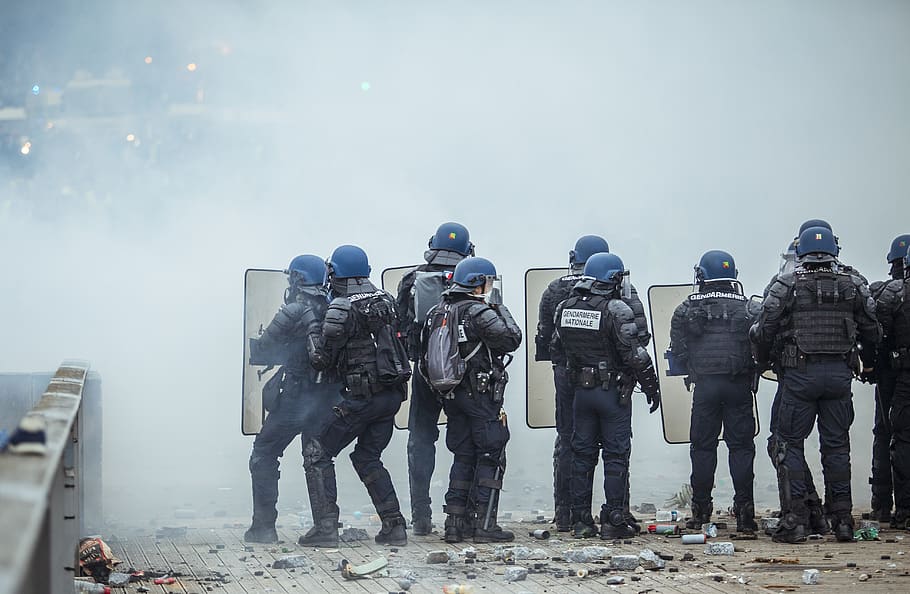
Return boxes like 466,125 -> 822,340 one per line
887,234 -> 910,263
796,226 -> 838,262
583,252 -> 625,284
327,245 -> 371,279
570,235 -> 610,267
286,254 -> 327,287
696,250 -> 738,282
452,256 -> 497,288
429,222 -> 474,256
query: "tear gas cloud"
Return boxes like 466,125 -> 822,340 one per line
1,0 -> 908,522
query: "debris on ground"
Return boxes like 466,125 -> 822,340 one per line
704,542 -> 735,556
340,556 -> 388,580
340,527 -> 370,542
607,576 -> 625,584
106,571 -> 131,587
154,526 -> 187,539
504,566 -> 528,582
272,555 -> 309,569
638,549 -> 666,570
803,569 -> 820,585
855,527 -> 879,541
494,546 -> 549,561
638,502 -> 658,514
753,557 -> 799,564
858,573 -> 870,582
426,550 -> 452,564
78,537 -> 122,582
610,554 -> 640,570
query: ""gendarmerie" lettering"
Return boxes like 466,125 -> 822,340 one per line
688,291 -> 746,302
349,290 -> 386,302
560,308 -> 602,329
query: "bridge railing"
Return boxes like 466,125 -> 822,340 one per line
0,360 -> 94,594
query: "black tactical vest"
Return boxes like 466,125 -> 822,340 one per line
891,280 -> 910,349
284,295 -> 327,377
558,294 -> 616,370
685,291 -> 753,375
790,269 -> 857,355
344,290 -> 398,373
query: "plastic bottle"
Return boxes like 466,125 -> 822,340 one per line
73,581 -> 111,593
442,585 -> 475,594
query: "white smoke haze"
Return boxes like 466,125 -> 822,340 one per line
2,0 -> 909,523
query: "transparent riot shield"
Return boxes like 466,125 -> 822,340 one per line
648,284 -> 761,444
524,268 -> 567,428
242,269 -> 289,435
381,265 -> 448,430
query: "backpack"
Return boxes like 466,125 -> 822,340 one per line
423,301 -> 484,394
412,270 -> 452,326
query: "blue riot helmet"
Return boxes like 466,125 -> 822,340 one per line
286,254 -> 327,287
327,245 -> 371,279
694,250 -> 742,294
569,235 -> 610,269
796,226 -> 839,263
887,234 -> 910,263
796,218 -> 839,256
583,252 -> 631,299
449,256 -> 499,295
428,222 -> 474,256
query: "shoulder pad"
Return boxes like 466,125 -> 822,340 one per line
879,279 -> 904,300
281,301 -> 308,318
607,298 -> 635,322
326,297 -> 352,315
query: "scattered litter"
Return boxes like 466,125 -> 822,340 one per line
606,576 -> 624,585
155,527 -> 187,539
712,575 -> 724,582
639,549 -> 665,570
610,554 -> 640,570
272,555 -> 309,569
462,547 -> 476,559
855,527 -> 879,541
681,553 -> 695,561
754,557 -> 800,564
858,573 -> 870,582
442,585 -> 474,593
682,534 -> 706,545
504,566 -> 528,582
78,538 -> 122,582
737,576 -> 750,585
563,546 -> 611,563
760,517 -> 779,534
882,555 -> 891,560
802,569 -> 819,585
529,529 -> 550,539
495,546 -> 546,561
340,527 -> 369,542
153,577 -> 176,585
340,556 -> 388,580
648,524 -> 679,535
860,520 -> 880,530
397,578 -> 412,590
575,568 -> 589,578
107,572 -> 131,587
702,523 -> 717,537
704,542 -> 734,556
426,550 -> 451,564
638,502 -> 657,514
655,510 -> 679,522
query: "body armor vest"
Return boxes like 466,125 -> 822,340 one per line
558,294 -> 616,370
789,269 -> 857,355
685,292 -> 752,375
889,280 -> 910,350
343,290 -> 398,376
283,295 -> 326,378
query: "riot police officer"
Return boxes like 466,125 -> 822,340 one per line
534,235 -> 650,532
420,257 -> 522,544
872,237 -> 910,528
396,222 -> 474,535
868,234 -> 910,523
245,255 -> 340,543
299,245 -> 412,547
552,253 -> 661,540
752,226 -> 881,543
669,250 -> 757,533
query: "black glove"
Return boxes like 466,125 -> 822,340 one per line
646,388 -> 661,414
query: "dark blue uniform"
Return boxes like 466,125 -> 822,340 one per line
246,287 -> 341,543
754,263 -> 880,542
552,279 -> 661,539
300,278 -> 411,547
670,284 -> 756,531
535,272 -> 650,531
422,293 -> 522,543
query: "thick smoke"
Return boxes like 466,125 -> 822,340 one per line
1,0 -> 908,522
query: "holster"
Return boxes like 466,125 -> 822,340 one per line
781,344 -> 803,370
578,367 -> 598,388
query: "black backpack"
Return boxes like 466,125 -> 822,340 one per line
423,301 -> 484,395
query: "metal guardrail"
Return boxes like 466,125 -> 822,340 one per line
0,360 -> 91,594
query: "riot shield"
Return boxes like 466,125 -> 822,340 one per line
242,269 -> 289,435
648,284 -> 761,444
381,265 -> 448,430
524,268 -> 567,428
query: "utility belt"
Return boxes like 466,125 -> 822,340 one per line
778,344 -> 855,371
344,369 -> 380,399
887,346 -> 910,370
569,362 -> 617,390
463,367 -> 508,403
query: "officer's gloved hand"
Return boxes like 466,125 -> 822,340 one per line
860,367 -> 877,384
646,389 -> 661,414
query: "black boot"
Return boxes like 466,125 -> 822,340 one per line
600,507 -> 636,540
870,492 -> 893,524
685,500 -> 713,530
298,507 -> 340,547
244,522 -> 278,543
298,465 -> 339,547
807,496 -> 829,535
444,510 -> 468,544
734,502 -> 758,534
571,509 -> 598,538
772,499 -> 808,544
827,501 -> 855,542
412,514 -> 433,536
891,508 -> 910,530
376,512 -> 408,546
474,503 -> 514,543
554,506 -> 572,533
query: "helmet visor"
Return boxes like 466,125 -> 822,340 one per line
483,275 -> 503,305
